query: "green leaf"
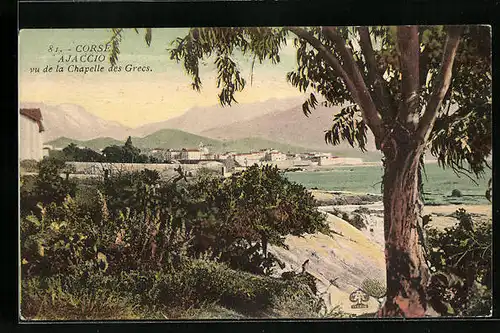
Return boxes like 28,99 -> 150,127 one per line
145,28 -> 152,47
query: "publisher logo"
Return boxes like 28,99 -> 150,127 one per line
349,288 -> 369,309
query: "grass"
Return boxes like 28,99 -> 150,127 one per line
21,259 -> 325,320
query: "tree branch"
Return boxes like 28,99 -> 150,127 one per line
397,26 -> 421,130
317,26 -> 384,144
417,26 -> 463,143
358,26 -> 395,120
287,27 -> 357,96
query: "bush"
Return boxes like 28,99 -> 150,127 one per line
427,208 -> 491,316
353,206 -> 371,215
338,211 -> 366,230
21,258 -> 323,320
145,259 -> 323,317
187,164 -> 329,274
23,164 -> 328,276
341,212 -> 350,221
20,164 -> 331,319
350,214 -> 366,230
20,159 -> 39,173
20,197 -> 105,278
361,278 -> 386,299
451,189 -> 463,197
269,287 -> 325,318
21,272 -> 139,320
20,158 -> 77,217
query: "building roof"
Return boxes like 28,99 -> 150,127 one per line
20,108 -> 44,132
235,153 -> 260,157
182,148 -> 201,152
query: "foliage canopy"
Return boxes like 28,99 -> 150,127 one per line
110,26 -> 491,177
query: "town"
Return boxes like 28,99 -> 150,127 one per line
20,107 -> 364,179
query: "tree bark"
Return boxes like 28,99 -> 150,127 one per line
378,126 -> 430,317
397,26 -> 420,130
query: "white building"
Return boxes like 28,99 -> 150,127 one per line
234,152 -> 265,166
19,108 -> 44,161
264,151 -> 287,161
165,149 -> 182,161
318,156 -> 364,166
181,148 -> 202,160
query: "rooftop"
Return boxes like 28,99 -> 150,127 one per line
20,108 -> 44,132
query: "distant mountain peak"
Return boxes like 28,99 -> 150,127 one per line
22,97 -> 377,157
20,101 -> 132,143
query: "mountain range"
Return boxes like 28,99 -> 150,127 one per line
21,98 -> 380,159
47,130 -> 316,155
19,102 -> 132,142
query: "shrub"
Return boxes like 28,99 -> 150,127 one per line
353,206 -> 371,215
21,258 -> 323,320
269,287 -> 325,318
187,164 -> 329,274
338,211 -> 366,230
341,212 -> 350,221
21,273 -> 139,320
427,209 -> 492,316
20,159 -> 39,173
20,158 -> 77,217
20,197 -> 105,278
139,260 -> 322,317
361,278 -> 386,299
451,189 -> 463,197
20,164 -> 331,318
350,214 -> 366,230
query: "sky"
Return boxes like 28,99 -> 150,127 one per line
19,28 -> 304,127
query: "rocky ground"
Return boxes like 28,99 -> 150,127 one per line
269,190 -> 492,317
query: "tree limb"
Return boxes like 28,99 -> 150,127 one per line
320,26 -> 384,144
417,26 -> 463,143
358,26 -> 395,120
287,27 -> 358,98
397,26 -> 421,130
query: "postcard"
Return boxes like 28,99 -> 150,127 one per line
18,26 -> 492,320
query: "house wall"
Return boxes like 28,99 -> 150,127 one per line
180,151 -> 202,160
66,161 -> 225,177
234,152 -> 265,166
318,157 -> 364,166
19,116 -> 43,161
188,151 -> 202,160
165,151 -> 181,160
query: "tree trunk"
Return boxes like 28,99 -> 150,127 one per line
378,128 -> 430,317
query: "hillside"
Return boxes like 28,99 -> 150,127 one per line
46,137 -> 124,151
200,103 -> 378,153
46,129 -> 314,154
133,129 -> 221,150
269,212 -> 385,316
